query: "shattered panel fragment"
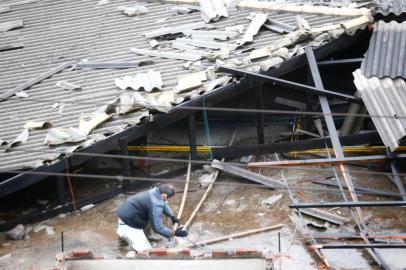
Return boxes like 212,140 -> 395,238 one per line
115,70 -> 163,92
199,0 -> 228,23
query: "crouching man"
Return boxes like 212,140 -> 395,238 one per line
116,183 -> 188,252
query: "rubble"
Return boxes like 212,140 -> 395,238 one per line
239,13 -> 268,45
115,70 -> 163,92
6,224 -> 26,240
261,194 -> 283,206
117,5 -> 148,16
56,80 -> 81,91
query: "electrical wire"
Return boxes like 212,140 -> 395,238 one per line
0,168 -> 405,198
3,146 -> 406,178
7,95 -> 406,121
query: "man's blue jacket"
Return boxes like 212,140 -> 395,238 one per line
117,187 -> 174,238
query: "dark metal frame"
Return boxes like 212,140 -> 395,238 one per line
290,201 -> 406,208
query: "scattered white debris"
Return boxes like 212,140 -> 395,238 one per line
45,226 -> 55,235
44,127 -> 87,146
56,80 -> 82,91
15,91 -> 29,98
117,5 -> 148,16
24,121 -> 52,130
199,0 -> 228,23
170,5 -> 200,14
6,224 -> 26,240
144,22 -> 206,39
175,71 -> 207,93
149,39 -> 159,48
81,204 -> 95,211
295,15 -> 311,30
33,224 -> 47,233
261,194 -> 283,206
52,103 -> 59,109
97,0 -> 109,6
240,155 -> 253,163
115,70 -> 163,92
225,25 -> 245,34
58,213 -> 67,218
5,128 -> 29,151
239,13 -> 268,45
199,173 -> 215,189
0,253 -> 11,262
79,111 -> 112,135
0,20 -> 24,32
203,76 -> 231,92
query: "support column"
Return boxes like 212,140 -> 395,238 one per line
188,114 -> 198,160
119,137 -> 130,194
56,175 -> 67,206
255,82 -> 265,144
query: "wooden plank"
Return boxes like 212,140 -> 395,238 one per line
0,62 -> 72,102
184,224 -> 284,248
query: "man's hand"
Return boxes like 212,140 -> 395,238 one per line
174,226 -> 188,237
171,215 -> 180,225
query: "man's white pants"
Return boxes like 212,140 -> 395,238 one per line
117,220 -> 152,252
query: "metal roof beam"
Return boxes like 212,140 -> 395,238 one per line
290,201 -> 406,208
218,66 -> 362,103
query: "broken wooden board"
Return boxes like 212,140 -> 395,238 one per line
211,159 -> 287,189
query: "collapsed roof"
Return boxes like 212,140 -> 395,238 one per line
0,0 -> 372,171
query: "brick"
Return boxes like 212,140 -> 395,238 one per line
166,248 -> 179,256
212,249 -> 227,258
72,248 -> 91,258
180,248 -> 190,256
234,248 -> 262,257
150,248 -> 167,256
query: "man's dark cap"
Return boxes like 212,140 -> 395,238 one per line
158,183 -> 175,198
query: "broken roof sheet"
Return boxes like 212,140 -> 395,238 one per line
361,21 -> 406,79
353,69 -> 406,151
374,0 -> 406,15
0,0 -> 371,171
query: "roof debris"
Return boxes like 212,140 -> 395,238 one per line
149,39 -> 159,48
170,5 -> 200,14
0,6 -> 11,14
24,121 -> 52,130
295,15 -> 311,31
144,22 -> 206,39
174,71 -> 207,93
44,128 -> 87,146
97,0 -> 109,6
174,38 -> 226,49
117,5 -> 149,16
115,70 -> 163,92
203,75 -> 231,92
225,25 -> 245,34
0,62 -> 72,102
199,0 -> 228,23
239,13 -> 268,45
56,81 -> 81,91
5,129 -> 29,151
237,1 -> 371,16
0,20 -> 24,32
264,18 -> 296,34
79,111 -> 112,136
130,48 -> 201,61
183,30 -> 239,41
74,61 -> 154,70
15,91 -> 29,98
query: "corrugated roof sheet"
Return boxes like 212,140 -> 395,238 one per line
353,69 -> 406,151
0,0 -> 370,171
361,21 -> 406,79
374,0 -> 406,15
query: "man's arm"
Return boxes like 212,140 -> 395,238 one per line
163,202 -> 174,218
149,205 -> 173,238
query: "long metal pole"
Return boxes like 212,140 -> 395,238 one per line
290,201 -> 406,208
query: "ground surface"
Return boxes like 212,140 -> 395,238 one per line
0,162 -> 405,269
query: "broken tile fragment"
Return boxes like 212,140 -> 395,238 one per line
5,128 -> 29,151
175,71 -> 207,93
24,121 -> 52,130
15,91 -> 29,98
115,70 -> 163,92
118,5 -> 148,16
239,13 -> 268,45
56,80 -> 81,91
170,5 -> 200,14
199,0 -> 228,23
44,127 -> 87,146
149,39 -> 159,48
0,20 -> 24,32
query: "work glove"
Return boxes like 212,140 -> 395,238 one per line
171,215 -> 180,225
174,226 -> 188,237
